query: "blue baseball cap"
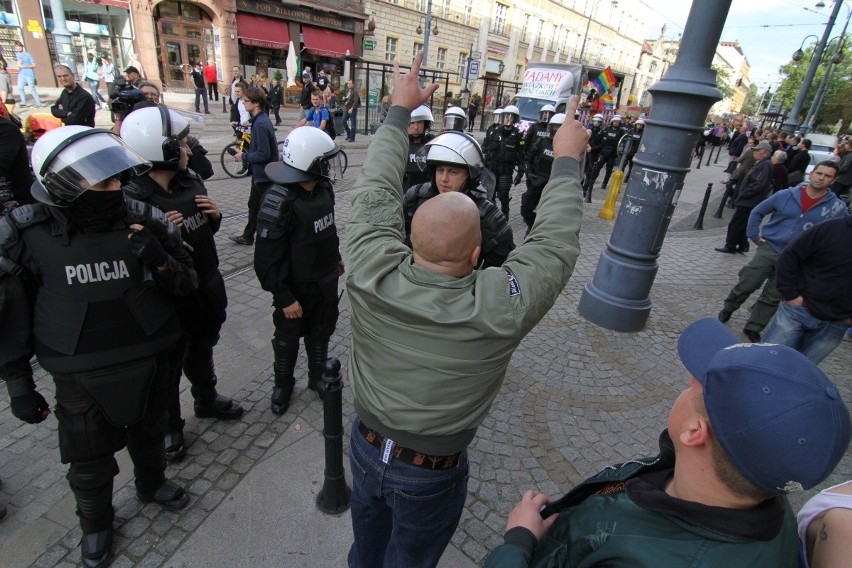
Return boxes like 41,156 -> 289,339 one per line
677,318 -> 851,495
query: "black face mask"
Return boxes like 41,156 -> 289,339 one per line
70,188 -> 127,232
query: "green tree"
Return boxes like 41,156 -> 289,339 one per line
776,36 -> 852,131
712,64 -> 735,100
740,83 -> 761,116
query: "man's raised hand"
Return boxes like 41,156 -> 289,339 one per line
390,52 -> 440,111
552,96 -> 590,161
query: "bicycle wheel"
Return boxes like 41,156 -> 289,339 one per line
220,142 -> 250,179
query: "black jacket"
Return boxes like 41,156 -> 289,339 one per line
51,83 -> 96,127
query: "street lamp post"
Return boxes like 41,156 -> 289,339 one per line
781,0 -> 843,134
578,0 -> 617,64
577,0 -> 728,332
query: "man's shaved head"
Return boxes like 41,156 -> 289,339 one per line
411,192 -> 481,275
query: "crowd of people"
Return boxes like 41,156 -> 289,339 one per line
0,51 -> 850,568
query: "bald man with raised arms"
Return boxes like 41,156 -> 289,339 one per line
343,52 -> 588,568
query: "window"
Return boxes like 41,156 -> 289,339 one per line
413,42 -> 423,57
437,47 -> 446,69
492,3 -> 508,35
521,14 -> 530,43
415,0 -> 426,10
458,52 -> 468,77
515,64 -> 523,82
536,19 -> 544,47
385,37 -> 397,62
439,0 -> 450,18
463,0 -> 472,25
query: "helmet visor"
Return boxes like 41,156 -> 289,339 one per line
442,115 -> 466,131
44,143 -> 150,203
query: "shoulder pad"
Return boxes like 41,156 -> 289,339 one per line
9,203 -> 49,228
257,184 -> 294,239
416,183 -> 435,199
0,214 -> 17,250
122,179 -> 154,201
476,197 -> 513,251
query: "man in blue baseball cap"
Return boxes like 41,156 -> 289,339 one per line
485,317 -> 851,567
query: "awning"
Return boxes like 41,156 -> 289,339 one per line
236,13 -> 290,50
302,25 -> 355,58
74,0 -> 130,8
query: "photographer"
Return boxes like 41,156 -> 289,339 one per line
109,66 -> 145,134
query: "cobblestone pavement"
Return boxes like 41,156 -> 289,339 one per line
1,98 -> 850,566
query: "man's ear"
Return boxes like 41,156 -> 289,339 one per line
680,415 -> 711,448
470,245 -> 481,270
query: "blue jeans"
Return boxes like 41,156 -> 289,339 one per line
343,107 -> 357,140
348,417 -> 469,568
86,79 -> 103,104
763,302 -> 848,364
17,73 -> 41,105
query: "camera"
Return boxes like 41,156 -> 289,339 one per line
109,82 -> 145,114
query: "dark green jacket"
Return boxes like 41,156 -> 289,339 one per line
485,431 -> 799,568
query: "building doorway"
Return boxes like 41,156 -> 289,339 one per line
155,0 -> 214,91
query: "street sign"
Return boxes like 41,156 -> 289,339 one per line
468,60 -> 480,78
471,51 -> 481,60
364,38 -> 375,50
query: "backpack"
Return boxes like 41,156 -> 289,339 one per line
324,109 -> 337,139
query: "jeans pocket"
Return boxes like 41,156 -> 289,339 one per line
392,480 -> 460,532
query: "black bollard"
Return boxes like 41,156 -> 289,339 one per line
693,183 -> 713,230
222,97 -> 227,114
695,149 -> 702,169
713,182 -> 733,219
316,357 -> 351,515
705,145 -> 713,167
714,144 -> 722,164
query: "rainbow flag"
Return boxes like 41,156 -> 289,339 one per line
592,67 -> 617,94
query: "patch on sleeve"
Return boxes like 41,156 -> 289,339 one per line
505,268 -> 521,297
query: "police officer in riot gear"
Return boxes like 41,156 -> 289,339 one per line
486,108 -> 503,140
524,103 -> 556,158
120,107 -> 244,462
598,114 -> 625,189
482,104 -> 525,217
0,126 -> 196,567
522,113 -> 565,235
254,126 -> 345,415
403,131 -> 514,268
442,106 -> 467,132
626,118 -> 645,178
404,105 -> 436,190
583,113 -> 606,197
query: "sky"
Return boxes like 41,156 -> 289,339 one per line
637,0 -> 849,92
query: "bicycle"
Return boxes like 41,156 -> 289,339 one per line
220,126 -> 251,179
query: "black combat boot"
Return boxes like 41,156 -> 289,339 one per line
271,338 -> 298,414
184,347 -> 245,420
68,458 -> 118,568
304,336 -> 329,394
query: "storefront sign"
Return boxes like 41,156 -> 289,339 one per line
364,38 -> 374,50
487,45 -> 506,57
235,0 -> 356,32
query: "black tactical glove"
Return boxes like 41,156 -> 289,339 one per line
513,172 -> 524,185
11,391 -> 49,424
129,228 -> 170,268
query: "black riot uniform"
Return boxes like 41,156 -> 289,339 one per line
597,121 -> 625,188
403,182 -> 514,268
0,196 -> 196,564
483,124 -> 525,217
522,135 -> 556,235
124,170 -> 243,459
254,181 -> 341,414
404,131 -> 436,190
625,123 -> 644,178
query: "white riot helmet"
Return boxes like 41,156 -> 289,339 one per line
611,114 -> 622,124
539,104 -> 556,124
266,126 -> 343,184
416,131 -> 484,192
492,108 -> 504,124
31,126 -> 150,206
119,106 -> 191,169
548,113 -> 566,137
442,106 -> 467,132
502,105 -> 520,126
410,105 -> 434,130
592,113 -> 604,125
635,118 -> 646,129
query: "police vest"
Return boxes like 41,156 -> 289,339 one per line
287,183 -> 340,282
490,128 -> 524,174
21,220 -> 179,374
124,174 -> 220,284
404,134 -> 434,190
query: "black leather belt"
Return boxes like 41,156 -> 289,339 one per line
357,419 -> 462,470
